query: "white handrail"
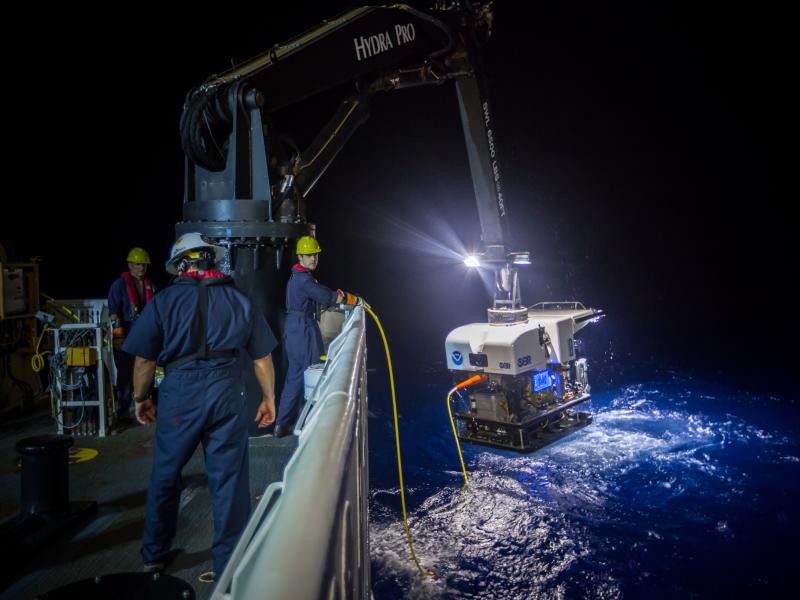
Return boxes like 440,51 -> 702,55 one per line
213,305 -> 370,600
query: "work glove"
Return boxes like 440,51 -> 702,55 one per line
343,292 -> 359,305
111,320 -> 125,338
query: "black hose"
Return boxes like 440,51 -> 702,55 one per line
179,86 -> 231,172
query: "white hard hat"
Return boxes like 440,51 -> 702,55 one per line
166,232 -> 225,274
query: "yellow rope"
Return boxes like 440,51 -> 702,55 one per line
31,325 -> 50,372
363,304 -> 435,580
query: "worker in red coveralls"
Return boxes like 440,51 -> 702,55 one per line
108,247 -> 157,424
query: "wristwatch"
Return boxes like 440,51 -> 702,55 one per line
133,394 -> 150,404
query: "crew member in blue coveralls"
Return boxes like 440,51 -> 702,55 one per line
108,247 -> 157,424
274,235 -> 358,438
123,232 -> 278,583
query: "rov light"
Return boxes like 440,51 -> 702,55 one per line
588,312 -> 606,324
464,255 -> 481,268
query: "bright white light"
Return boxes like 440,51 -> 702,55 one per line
464,255 -> 481,268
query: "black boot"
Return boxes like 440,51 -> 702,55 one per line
274,424 -> 294,438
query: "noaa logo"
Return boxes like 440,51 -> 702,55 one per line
451,351 -> 463,366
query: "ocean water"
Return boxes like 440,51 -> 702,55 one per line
368,371 -> 799,598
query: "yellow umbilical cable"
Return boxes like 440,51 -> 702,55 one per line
363,303 -> 435,580
446,388 -> 470,486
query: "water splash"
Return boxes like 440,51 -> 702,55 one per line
370,379 -> 799,597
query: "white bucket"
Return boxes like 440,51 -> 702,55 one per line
303,362 -> 325,401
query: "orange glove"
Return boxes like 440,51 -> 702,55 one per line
112,327 -> 125,339
344,292 -> 358,305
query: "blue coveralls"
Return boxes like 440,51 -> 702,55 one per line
123,275 -> 276,575
275,267 -> 338,428
108,274 -> 156,417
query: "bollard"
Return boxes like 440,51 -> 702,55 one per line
15,435 -> 74,516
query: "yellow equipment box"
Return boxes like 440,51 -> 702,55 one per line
67,347 -> 97,367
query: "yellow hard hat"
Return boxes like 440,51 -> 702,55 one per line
126,247 -> 151,264
296,236 -> 321,255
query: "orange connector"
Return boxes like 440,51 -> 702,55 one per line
453,373 -> 487,391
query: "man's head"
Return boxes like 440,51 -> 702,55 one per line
296,236 -> 321,271
126,248 -> 150,280
298,253 -> 319,270
166,233 -> 224,275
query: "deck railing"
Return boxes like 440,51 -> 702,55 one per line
213,305 -> 370,600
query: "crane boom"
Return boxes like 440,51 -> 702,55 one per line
175,4 -> 529,430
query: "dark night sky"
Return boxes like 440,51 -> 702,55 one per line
6,3 -> 786,393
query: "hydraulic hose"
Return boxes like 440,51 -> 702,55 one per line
363,302 -> 436,580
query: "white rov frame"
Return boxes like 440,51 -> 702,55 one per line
445,302 -> 603,376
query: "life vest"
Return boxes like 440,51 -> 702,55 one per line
121,271 -> 155,319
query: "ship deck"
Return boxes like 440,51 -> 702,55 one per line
0,409 -> 297,600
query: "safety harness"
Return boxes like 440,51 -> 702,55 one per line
164,274 -> 239,374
